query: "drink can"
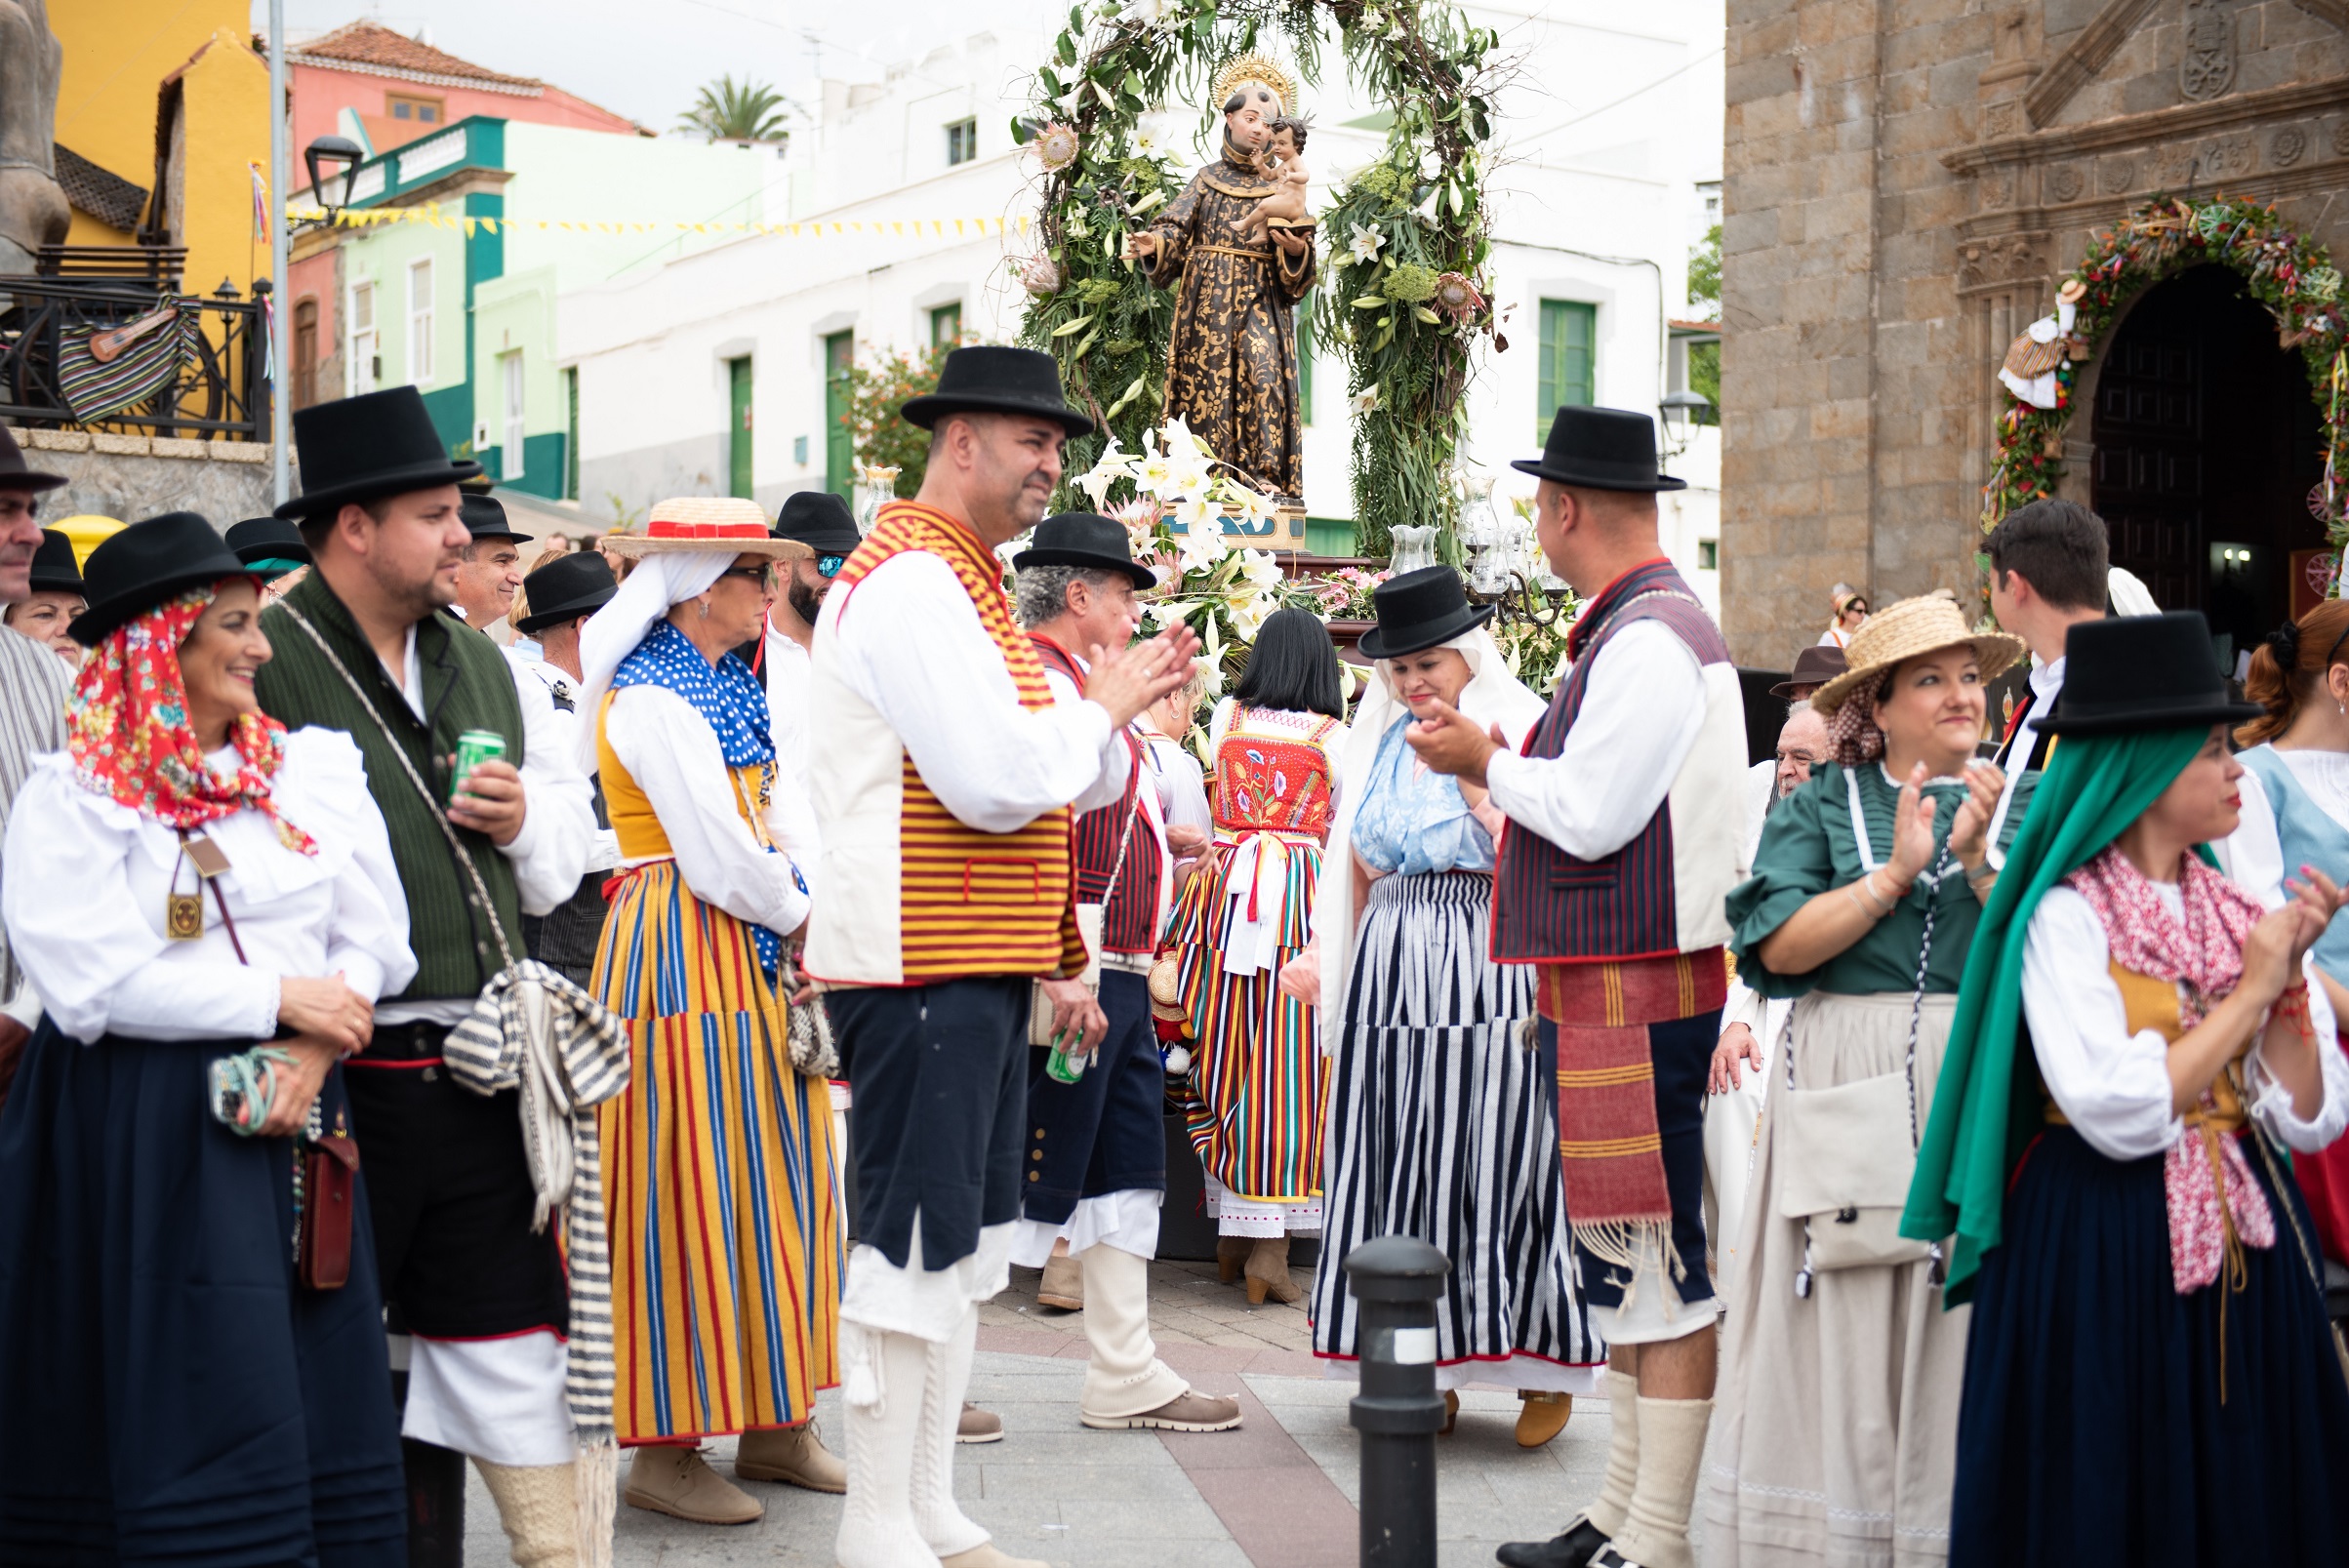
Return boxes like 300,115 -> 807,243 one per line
452,729 -> 506,801
1044,1033 -> 1086,1084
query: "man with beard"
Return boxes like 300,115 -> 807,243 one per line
762,489 -> 862,806
254,385 -> 596,1567
807,347 -> 1199,1568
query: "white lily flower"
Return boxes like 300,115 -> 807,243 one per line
1346,223 -> 1386,267
1136,450 -> 1177,498
1418,146 -> 1441,181
1414,186 -> 1440,225
1077,436 -> 1139,509
1161,415 -> 1217,472
1226,591 -> 1273,640
1352,384 -> 1382,416
1236,547 -> 1283,593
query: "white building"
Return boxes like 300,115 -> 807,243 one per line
562,6 -> 1725,601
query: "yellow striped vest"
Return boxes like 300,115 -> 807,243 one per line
802,500 -> 1086,987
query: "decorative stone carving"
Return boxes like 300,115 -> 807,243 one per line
2204,134 -> 2256,177
1981,165 -> 2017,208
2155,142 -> 2200,185
1982,99 -> 2023,140
1957,231 -> 2050,294
2046,163 -> 2086,201
2333,120 -> 2349,158
2099,156 -> 2136,194
2180,0 -> 2236,102
2273,126 -> 2308,166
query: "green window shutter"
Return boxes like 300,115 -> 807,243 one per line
1536,299 -> 1595,442
727,356 -> 754,500
563,367 -> 580,500
930,302 -> 962,347
824,331 -> 855,501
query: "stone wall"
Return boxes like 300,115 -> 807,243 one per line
1720,0 -> 2349,665
15,429 -> 280,529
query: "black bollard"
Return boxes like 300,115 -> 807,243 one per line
1344,1234 -> 1450,1568
386,1315 -> 466,1568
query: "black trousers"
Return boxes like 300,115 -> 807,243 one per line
829,976 -> 1028,1271
1022,969 -> 1166,1226
344,1034 -> 569,1341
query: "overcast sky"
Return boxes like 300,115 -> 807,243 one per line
252,0 -> 1058,131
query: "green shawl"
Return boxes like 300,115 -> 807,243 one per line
1898,725 -> 2212,1302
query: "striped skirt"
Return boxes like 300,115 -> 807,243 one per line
592,861 -> 842,1444
1169,830 -> 1327,1208
1311,872 -> 1602,1384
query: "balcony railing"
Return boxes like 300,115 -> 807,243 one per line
0,274 -> 269,441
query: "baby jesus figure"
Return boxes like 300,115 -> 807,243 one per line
1235,116 -> 1312,243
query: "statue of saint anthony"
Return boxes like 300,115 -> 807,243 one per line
1127,58 -> 1316,505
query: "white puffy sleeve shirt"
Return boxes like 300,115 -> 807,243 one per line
826,549 -> 1124,832
2022,882 -> 2349,1160
602,684 -> 812,935
3,728 -> 418,1044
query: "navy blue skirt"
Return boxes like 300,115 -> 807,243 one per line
0,1023 -> 405,1566
1952,1124 -> 2349,1568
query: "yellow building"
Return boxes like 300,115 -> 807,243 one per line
50,3 -> 269,296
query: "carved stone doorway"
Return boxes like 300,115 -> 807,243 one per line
2090,263 -> 2324,666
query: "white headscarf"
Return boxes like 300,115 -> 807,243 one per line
572,550 -> 734,769
1310,623 -> 1550,1046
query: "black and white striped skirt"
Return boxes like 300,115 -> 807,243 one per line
1309,871 -> 1604,1388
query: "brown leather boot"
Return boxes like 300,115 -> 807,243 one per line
1515,1389 -> 1574,1448
1216,1235 -> 1252,1283
735,1421 -> 846,1493
623,1445 -> 762,1525
1243,1235 -> 1302,1305
1037,1251 -> 1083,1310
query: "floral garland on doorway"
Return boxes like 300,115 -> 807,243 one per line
1014,0 -> 1507,560
1982,193 -> 2349,568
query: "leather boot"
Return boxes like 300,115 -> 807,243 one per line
1515,1389 -> 1574,1448
472,1458 -> 579,1567
1243,1234 -> 1302,1305
834,1323 -> 935,1568
623,1445 -> 761,1526
1037,1250 -> 1083,1310
1600,1396 -> 1713,1568
736,1420 -> 847,1493
1216,1234 -> 1251,1283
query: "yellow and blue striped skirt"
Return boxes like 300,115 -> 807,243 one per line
591,861 -> 842,1443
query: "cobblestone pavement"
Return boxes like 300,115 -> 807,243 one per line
461,1260 -> 1639,1567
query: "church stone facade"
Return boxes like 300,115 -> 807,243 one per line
1719,0 -> 2349,664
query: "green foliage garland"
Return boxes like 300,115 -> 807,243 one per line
1016,0 -> 1503,560
1984,194 -> 2349,576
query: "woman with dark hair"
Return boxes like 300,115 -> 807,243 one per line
1908,611 -> 2349,1568
1168,606 -> 1345,1302
2220,598 -> 2349,1268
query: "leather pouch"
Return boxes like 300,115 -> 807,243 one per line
300,1134 -> 360,1291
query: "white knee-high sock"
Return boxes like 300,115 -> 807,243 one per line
1585,1367 -> 1643,1538
1077,1243 -> 1188,1420
1606,1396 -> 1712,1568
833,1322 -> 939,1568
911,1306 -> 990,1558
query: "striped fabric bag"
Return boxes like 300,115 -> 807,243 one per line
58,301 -> 197,423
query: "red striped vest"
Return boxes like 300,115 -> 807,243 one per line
1031,636 -> 1166,953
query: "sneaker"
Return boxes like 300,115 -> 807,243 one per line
955,1402 -> 1005,1444
1080,1388 -> 1243,1431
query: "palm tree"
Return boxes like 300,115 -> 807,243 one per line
679,75 -> 793,143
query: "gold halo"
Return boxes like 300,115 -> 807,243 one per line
1213,52 -> 1298,117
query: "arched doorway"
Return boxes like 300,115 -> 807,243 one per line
2091,263 -> 2325,664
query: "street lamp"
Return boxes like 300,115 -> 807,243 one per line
1659,388 -> 1713,462
304,135 -> 364,217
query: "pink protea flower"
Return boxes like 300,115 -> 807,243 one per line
1433,270 -> 1486,322
1020,254 -> 1062,297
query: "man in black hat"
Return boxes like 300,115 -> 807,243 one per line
759,489 -> 863,807
1010,513 -> 1240,1433
0,428 -> 69,1065
509,549 -> 622,989
225,515 -> 313,585
1411,407 -> 1746,1568
451,493 -> 532,633
251,385 -> 596,1562
806,347 -> 1201,1567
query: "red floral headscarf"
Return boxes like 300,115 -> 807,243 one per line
66,580 -> 316,855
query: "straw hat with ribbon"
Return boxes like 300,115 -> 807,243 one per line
601,497 -> 813,559
1809,592 -> 2023,718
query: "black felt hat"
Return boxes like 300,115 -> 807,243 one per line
1511,406 -> 1686,493
1768,643 -> 1847,698
514,550 -> 619,634
69,512 -> 250,645
224,516 -> 312,570
26,529 -> 82,596
899,346 -> 1095,438
1357,565 -> 1494,659
774,490 -> 863,555
460,493 -> 531,543
2037,611 -> 2261,738
1010,512 -> 1155,589
0,426 -> 66,494
276,385 -> 482,519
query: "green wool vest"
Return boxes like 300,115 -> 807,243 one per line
255,573 -> 527,1004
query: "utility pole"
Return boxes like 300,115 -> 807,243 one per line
267,0 -> 291,505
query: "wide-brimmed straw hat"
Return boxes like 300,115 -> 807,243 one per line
1809,592 -> 2023,717
602,497 -> 814,560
